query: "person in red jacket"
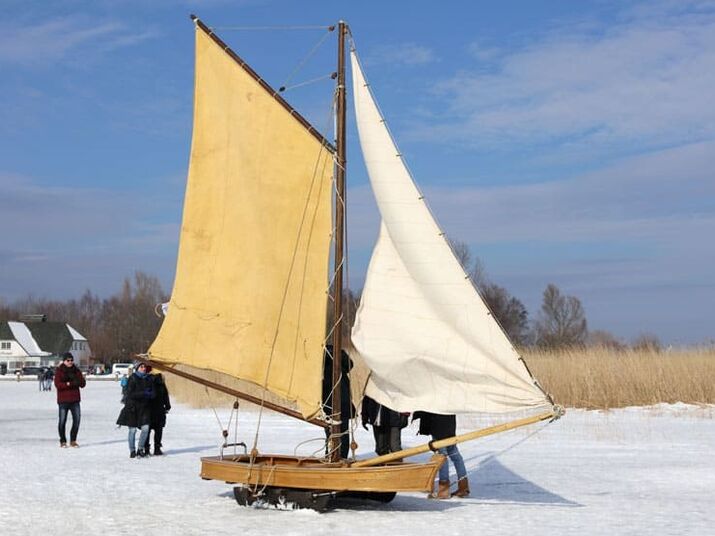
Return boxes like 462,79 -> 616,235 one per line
54,352 -> 86,448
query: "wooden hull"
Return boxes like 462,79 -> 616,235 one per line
200,453 -> 445,493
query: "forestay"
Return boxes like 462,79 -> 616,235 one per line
149,26 -> 334,419
349,50 -> 550,414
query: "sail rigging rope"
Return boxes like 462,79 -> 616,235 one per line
204,386 -> 228,434
280,73 -> 335,93
279,28 -> 334,93
209,25 -> 334,31
247,84 -> 338,469
467,417 -> 553,473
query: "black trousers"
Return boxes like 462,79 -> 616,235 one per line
373,426 -> 402,456
144,427 -> 164,449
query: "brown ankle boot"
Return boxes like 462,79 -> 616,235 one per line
428,480 -> 451,499
437,479 -> 451,499
452,477 -> 470,497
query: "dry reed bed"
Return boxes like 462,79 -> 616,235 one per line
524,347 -> 715,409
165,348 -> 715,411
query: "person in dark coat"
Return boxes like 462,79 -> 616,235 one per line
54,352 -> 86,448
116,361 -> 155,458
322,345 -> 354,459
413,411 -> 469,499
361,395 -> 409,456
44,367 -> 54,391
142,367 -> 171,456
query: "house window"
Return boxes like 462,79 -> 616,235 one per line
0,342 -> 10,350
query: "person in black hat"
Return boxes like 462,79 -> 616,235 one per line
116,360 -> 155,458
54,352 -> 86,448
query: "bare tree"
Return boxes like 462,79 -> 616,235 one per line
534,284 -> 588,348
448,238 -> 487,288
0,272 -> 168,363
448,238 -> 529,346
480,283 -> 530,346
100,272 -> 167,362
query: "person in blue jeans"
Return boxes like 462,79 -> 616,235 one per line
116,361 -> 155,458
413,411 -> 470,499
54,352 -> 86,448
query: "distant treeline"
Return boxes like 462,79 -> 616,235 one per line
448,240 -> 666,351
0,272 -> 167,363
1,245 -> 674,363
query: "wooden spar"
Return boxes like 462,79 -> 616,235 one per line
189,14 -> 335,153
351,409 -> 558,468
143,358 -> 328,429
329,20 -> 348,462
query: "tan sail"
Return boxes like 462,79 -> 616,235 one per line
148,25 -> 334,419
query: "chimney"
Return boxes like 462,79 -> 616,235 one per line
20,314 -> 47,323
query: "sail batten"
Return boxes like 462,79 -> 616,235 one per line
350,51 -> 549,414
148,26 -> 334,419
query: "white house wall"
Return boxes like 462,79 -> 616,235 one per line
0,340 -> 35,372
0,340 -> 29,358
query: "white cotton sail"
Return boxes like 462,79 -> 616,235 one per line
349,50 -> 550,414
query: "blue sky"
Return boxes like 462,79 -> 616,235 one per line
1,0 -> 713,344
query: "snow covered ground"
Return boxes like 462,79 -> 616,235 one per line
1,380 -> 713,536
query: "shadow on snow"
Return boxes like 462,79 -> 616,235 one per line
211,454 -> 579,512
463,454 -> 580,507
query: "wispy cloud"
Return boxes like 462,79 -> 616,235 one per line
429,141 -> 715,244
0,17 -> 156,66
0,173 -> 179,299
412,2 -> 715,157
365,43 -> 437,66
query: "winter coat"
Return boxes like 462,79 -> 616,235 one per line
321,346 -> 355,421
361,396 -> 408,429
54,364 -> 86,404
147,374 -> 171,429
412,411 -> 456,441
116,372 -> 155,428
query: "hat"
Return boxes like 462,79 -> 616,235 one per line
62,352 -> 74,361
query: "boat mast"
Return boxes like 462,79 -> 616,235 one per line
330,20 -> 348,462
